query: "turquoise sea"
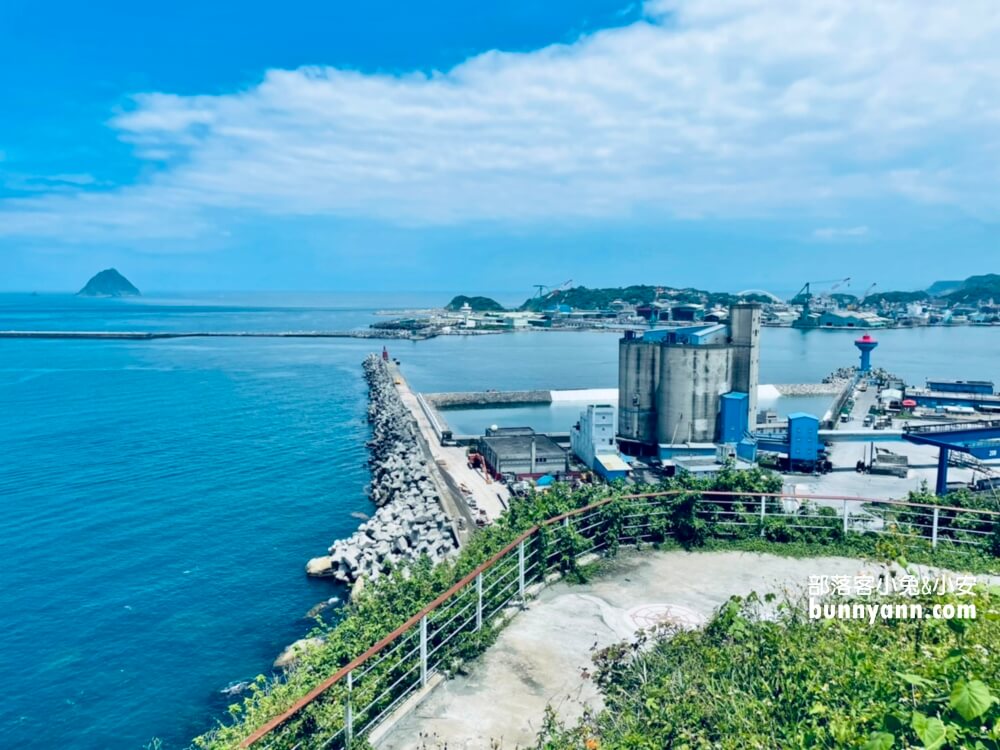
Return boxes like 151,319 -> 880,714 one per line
1,293 -> 998,749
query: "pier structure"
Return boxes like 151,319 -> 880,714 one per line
0,329 -> 416,340
903,420 -> 1000,495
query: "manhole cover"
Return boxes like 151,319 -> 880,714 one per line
626,603 -> 704,631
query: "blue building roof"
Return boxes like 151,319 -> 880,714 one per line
641,323 -> 727,345
787,412 -> 819,422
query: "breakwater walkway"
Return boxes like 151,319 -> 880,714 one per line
393,367 -> 510,525
0,329 -> 414,340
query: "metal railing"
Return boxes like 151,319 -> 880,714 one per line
240,490 -> 999,749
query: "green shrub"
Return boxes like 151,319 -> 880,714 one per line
536,587 -> 1000,749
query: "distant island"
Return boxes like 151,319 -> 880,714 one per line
445,295 -> 505,312
77,269 -> 140,297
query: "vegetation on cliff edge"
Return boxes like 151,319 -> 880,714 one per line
192,470 -> 1000,748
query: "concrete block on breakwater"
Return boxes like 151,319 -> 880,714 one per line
772,383 -> 846,396
306,354 -> 459,584
423,390 -> 553,408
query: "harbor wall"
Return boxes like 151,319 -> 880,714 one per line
822,378 -> 859,428
425,390 -> 552,408
0,329 -> 415,340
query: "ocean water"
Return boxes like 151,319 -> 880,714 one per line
391,326 -> 1000,391
1,295 -> 998,749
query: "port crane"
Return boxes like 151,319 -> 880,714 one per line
793,277 -> 851,311
846,283 -> 877,310
793,277 -> 851,300
532,279 -> 573,299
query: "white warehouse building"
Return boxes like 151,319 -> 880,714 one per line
570,404 -> 631,481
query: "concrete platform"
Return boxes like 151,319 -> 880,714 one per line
374,550 -> 892,750
393,367 -> 511,529
788,439 -> 986,499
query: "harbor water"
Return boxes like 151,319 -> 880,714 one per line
1,294 -> 998,748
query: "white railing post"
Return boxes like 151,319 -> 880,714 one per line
760,495 -> 766,537
344,669 -> 353,748
932,506 -> 939,549
475,573 -> 483,631
419,615 -> 428,687
842,499 -> 849,536
518,540 -> 526,602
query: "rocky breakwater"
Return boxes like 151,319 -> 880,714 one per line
306,354 -> 458,584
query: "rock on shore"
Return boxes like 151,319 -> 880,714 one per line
273,637 -> 324,670
306,354 -> 458,583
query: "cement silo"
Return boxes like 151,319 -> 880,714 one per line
729,303 -> 761,423
618,331 -> 659,448
656,345 -> 733,443
616,302 -> 762,455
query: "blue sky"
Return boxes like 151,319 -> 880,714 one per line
1,0 -> 998,296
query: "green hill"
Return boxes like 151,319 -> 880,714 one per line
946,273 -> 1000,303
519,285 -> 658,311
866,290 -> 930,305
927,279 -> 964,296
77,268 -> 140,297
444,295 -> 505,312
518,285 -> 755,312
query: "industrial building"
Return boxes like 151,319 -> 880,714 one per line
618,303 -> 761,454
926,380 -> 994,395
478,427 -> 568,479
672,447 -> 756,479
570,404 -> 632,481
807,310 -> 889,328
904,379 -> 1000,411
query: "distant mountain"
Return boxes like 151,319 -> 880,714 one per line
926,279 -> 964,296
866,290 -> 930,305
77,269 -> 140,297
445,295 -> 505,312
945,274 -> 1000,303
520,285 -> 658,312
517,285 -> 771,312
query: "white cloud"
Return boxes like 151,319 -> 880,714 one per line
4,0 -> 1000,242
812,225 -> 869,241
